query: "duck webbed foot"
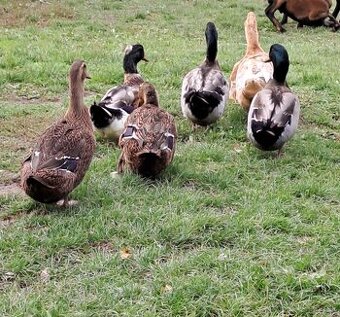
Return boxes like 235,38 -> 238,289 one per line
277,147 -> 284,158
56,196 -> 78,207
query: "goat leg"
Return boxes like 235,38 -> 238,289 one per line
281,13 -> 288,25
265,3 -> 286,32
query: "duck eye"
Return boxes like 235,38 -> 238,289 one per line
83,64 -> 87,69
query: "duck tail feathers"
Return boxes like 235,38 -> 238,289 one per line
90,102 -> 124,129
27,175 -> 55,190
251,120 -> 284,149
135,151 -> 163,178
137,149 -> 162,158
185,90 -> 222,120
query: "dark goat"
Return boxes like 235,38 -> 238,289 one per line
266,0 -> 339,32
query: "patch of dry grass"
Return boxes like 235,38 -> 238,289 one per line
0,1 -> 75,28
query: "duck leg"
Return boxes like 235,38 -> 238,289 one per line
277,147 -> 284,158
112,152 -> 126,178
191,123 -> 199,132
56,196 -> 78,207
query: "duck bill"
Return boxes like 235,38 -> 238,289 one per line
142,57 -> 149,62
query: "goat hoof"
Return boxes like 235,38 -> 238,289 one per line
278,27 -> 287,33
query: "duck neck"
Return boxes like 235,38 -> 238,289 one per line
123,55 -> 138,74
273,62 -> 288,84
70,79 -> 84,111
245,21 -> 263,55
145,95 -> 159,108
206,27 -> 218,64
66,79 -> 85,118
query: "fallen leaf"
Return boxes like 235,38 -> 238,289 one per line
2,272 -> 15,282
40,268 -> 50,282
161,284 -> 173,294
120,247 -> 132,260
233,144 -> 243,153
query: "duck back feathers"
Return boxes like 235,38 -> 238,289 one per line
181,22 -> 229,126
21,61 -> 95,204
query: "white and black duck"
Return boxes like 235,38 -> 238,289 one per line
90,44 -> 148,142
247,44 -> 300,156
181,22 -> 229,127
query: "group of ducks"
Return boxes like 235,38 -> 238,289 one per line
20,12 -> 300,206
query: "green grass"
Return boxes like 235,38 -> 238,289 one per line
0,0 -> 339,316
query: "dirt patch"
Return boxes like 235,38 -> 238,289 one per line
1,85 -> 64,105
90,241 -> 115,253
0,1 -> 75,28
0,170 -> 20,185
0,183 -> 24,198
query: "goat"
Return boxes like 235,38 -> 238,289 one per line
265,0 -> 340,32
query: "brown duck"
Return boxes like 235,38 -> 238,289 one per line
117,82 -> 177,178
20,60 -> 96,206
229,12 -> 273,111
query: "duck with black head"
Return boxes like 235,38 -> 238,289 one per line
20,60 -> 96,206
247,44 -> 300,156
181,22 -> 229,128
90,44 -> 148,143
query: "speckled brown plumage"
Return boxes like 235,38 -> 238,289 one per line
118,83 -> 177,178
20,60 -> 96,205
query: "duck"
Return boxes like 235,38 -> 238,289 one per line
181,22 -> 229,127
229,12 -> 273,111
247,44 -> 300,156
117,82 -> 177,178
90,44 -> 148,142
20,60 -> 96,206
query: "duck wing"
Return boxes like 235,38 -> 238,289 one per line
120,105 -> 176,156
100,85 -> 136,108
29,120 -> 94,174
183,67 -> 227,95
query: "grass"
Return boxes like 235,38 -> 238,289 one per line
0,0 -> 339,316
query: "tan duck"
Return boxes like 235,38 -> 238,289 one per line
181,22 -> 229,127
229,12 -> 273,111
20,60 -> 96,206
247,44 -> 300,156
117,82 -> 177,178
90,44 -> 148,143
